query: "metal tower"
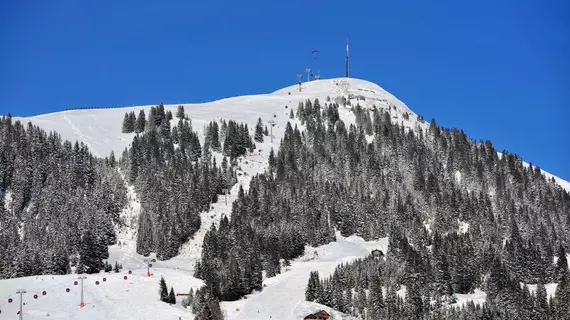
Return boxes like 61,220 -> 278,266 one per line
346,39 -> 349,78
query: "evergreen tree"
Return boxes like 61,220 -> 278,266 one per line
108,151 -> 116,167
129,111 -> 136,129
254,117 -> 264,142
168,287 -> 176,304
159,276 -> 168,302
556,244 -> 568,280
77,229 -> 103,274
369,276 -> 384,318
122,112 -> 134,133
268,148 -> 276,171
536,281 -> 548,318
306,271 -> 320,301
196,290 -> 223,320
135,110 -> 146,133
176,105 -> 185,119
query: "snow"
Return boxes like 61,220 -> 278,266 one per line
458,220 -> 470,234
220,231 -> 388,320
0,270 -> 201,319
454,170 -> 462,184
527,283 -> 559,300
452,289 -> 487,307
4,77 -> 570,318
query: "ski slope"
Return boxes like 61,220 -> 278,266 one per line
2,77 -> 569,319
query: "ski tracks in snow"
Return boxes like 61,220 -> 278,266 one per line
63,114 -> 102,158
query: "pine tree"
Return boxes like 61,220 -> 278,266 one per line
536,281 -> 548,318
254,117 -> 264,142
169,287 -> 176,304
355,286 -> 367,316
289,109 -> 295,119
114,261 -> 120,273
129,111 -> 136,129
556,274 -> 570,318
264,125 -> 269,136
77,229 -> 102,274
146,107 -> 157,131
176,105 -> 185,119
196,290 -> 223,320
368,276 -> 384,318
268,148 -> 276,171
211,121 -> 220,150
104,261 -> 112,272
159,276 -> 168,302
122,113 -> 134,133
135,110 -> 146,133
108,151 -> 116,167
306,271 -> 320,301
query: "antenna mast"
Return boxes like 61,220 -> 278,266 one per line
346,39 -> 349,78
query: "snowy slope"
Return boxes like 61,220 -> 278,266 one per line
13,78 -> 569,192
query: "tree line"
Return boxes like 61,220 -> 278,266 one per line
0,116 -> 127,278
119,104 -> 261,260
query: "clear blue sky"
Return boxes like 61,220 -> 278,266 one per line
1,0 -> 569,181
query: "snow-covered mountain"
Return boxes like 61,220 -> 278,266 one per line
13,77 -> 570,191
2,77 -> 569,320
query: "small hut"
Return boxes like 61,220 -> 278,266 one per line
303,310 -> 330,319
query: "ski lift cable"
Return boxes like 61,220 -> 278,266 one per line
1,272 -> 134,308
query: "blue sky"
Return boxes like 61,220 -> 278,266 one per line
1,0 -> 569,180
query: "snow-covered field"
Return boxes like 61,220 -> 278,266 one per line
2,78 -> 569,319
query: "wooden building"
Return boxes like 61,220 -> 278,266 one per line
303,310 -> 330,319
